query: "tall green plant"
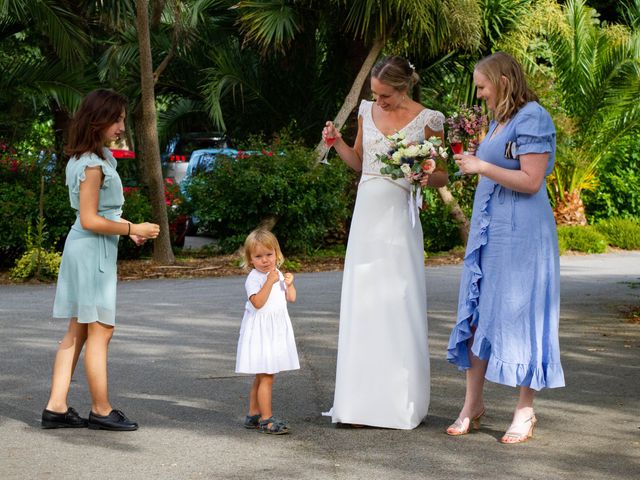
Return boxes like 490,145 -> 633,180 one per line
500,0 -> 640,225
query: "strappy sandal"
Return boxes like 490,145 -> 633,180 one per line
243,414 -> 261,429
445,408 -> 486,436
500,415 -> 537,444
258,416 -> 290,435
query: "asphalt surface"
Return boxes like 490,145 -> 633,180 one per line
1,252 -> 639,480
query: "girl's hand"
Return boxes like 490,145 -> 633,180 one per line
133,222 -> 160,239
322,121 -> 341,143
267,269 -> 280,285
454,153 -> 485,176
130,234 -> 147,246
283,272 -> 294,287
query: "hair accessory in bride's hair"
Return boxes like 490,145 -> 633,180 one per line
408,61 -> 415,72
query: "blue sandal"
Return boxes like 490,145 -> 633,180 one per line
258,416 -> 290,435
243,414 -> 261,429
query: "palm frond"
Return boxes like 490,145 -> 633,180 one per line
201,40 -> 278,129
235,0 -> 304,53
25,0 -> 90,65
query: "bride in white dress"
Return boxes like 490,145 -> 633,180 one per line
322,56 -> 447,429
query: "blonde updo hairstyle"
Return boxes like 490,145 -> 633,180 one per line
241,229 -> 285,271
474,51 -> 538,123
371,56 -> 421,100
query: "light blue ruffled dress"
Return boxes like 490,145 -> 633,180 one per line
53,148 -> 124,326
447,102 -> 565,390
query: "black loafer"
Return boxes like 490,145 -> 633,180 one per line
88,409 -> 138,431
41,407 -> 88,429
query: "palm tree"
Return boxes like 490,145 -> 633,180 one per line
501,0 -> 640,225
135,0 -> 175,263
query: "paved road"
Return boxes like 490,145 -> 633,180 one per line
1,252 -> 639,480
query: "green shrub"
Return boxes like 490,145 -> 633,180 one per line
10,247 -> 61,281
0,149 -> 75,266
557,225 -> 608,254
420,189 -> 465,253
183,144 -> 355,254
9,218 -> 61,281
584,133 -> 640,221
596,217 -> 640,250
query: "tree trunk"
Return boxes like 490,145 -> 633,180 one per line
553,189 -> 587,226
437,186 -> 469,244
314,36 -> 385,163
136,0 -> 175,264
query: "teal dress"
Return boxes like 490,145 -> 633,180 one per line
53,148 -> 124,325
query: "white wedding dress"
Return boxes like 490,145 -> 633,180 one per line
324,100 -> 445,429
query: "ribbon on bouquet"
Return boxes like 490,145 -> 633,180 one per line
409,186 -> 423,228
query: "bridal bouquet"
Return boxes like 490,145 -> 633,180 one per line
378,132 -> 446,185
445,105 -> 488,153
378,132 -> 448,225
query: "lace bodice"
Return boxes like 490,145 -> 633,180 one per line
359,100 -> 445,186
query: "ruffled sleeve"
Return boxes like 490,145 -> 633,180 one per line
67,153 -> 115,195
514,103 -> 555,156
358,100 -> 371,120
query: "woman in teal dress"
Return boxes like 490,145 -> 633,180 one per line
41,89 -> 159,431
446,52 -> 565,443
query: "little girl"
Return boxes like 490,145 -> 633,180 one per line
235,229 -> 300,435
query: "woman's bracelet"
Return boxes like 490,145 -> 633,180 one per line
127,223 -> 131,236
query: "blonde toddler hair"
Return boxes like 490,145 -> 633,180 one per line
241,229 -> 285,271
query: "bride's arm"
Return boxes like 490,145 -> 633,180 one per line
323,118 -> 363,172
425,127 -> 448,188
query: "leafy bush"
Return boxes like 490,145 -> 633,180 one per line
557,225 -> 608,254
182,144 -> 355,254
0,145 -> 74,266
10,247 -> 61,281
420,189 -> 465,253
9,218 -> 61,281
596,217 -> 640,250
584,133 -> 640,221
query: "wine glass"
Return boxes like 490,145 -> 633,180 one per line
449,134 -> 465,176
320,135 -> 336,165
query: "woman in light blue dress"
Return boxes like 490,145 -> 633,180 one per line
41,89 -> 159,431
446,52 -> 565,443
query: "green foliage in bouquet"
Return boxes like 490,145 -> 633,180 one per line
182,142 -> 355,254
595,217 -> 640,250
557,225 -> 608,254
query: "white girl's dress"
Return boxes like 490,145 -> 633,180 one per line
324,100 -> 445,429
235,269 -> 300,374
